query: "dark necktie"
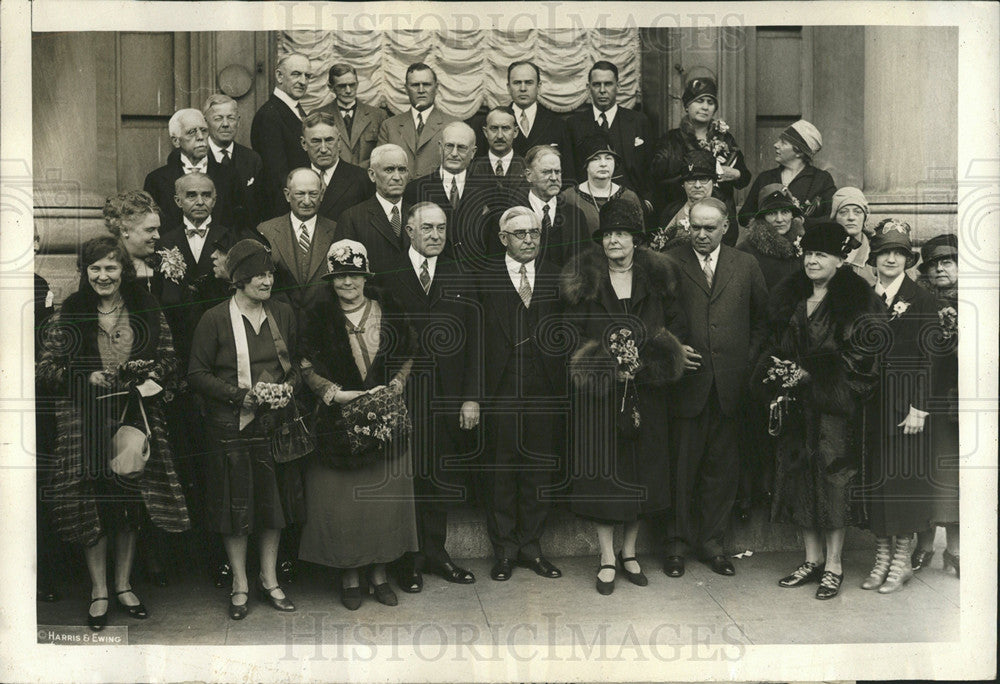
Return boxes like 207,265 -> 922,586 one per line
416,112 -> 425,139
495,159 -> 505,177
296,103 -> 307,120
882,291 -> 891,306
450,176 -> 460,210
541,204 -> 552,234
419,259 -> 431,294
341,108 -> 354,136
220,148 -> 231,166
390,205 -> 401,239
599,112 -> 609,132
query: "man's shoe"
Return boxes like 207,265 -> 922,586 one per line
278,560 -> 296,585
662,555 -> 685,578
395,564 -> 423,593
518,556 -> 562,578
706,555 -> 736,576
425,559 -> 475,584
490,558 -> 514,581
213,562 -> 232,589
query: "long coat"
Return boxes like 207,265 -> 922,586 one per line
35,285 -> 191,546
250,94 -> 311,219
562,247 -> 687,521
862,275 -> 943,536
760,267 -> 882,529
316,100 -> 388,168
377,107 -> 457,179
739,164 -> 836,227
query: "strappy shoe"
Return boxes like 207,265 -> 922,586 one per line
88,596 -> 108,631
778,561 -> 824,587
617,551 -> 648,587
861,537 -> 892,590
815,571 -> 843,600
596,564 -> 616,595
229,591 -> 248,620
115,588 -> 148,619
257,576 -> 295,612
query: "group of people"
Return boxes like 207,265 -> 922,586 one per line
34,54 -> 960,632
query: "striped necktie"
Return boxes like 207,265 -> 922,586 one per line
419,259 -> 431,294
298,222 -> 311,253
518,263 -> 532,308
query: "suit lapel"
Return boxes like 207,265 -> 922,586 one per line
418,109 -> 445,150
350,106 -> 372,149
267,216 -> 299,280
397,115 -> 417,156
320,164 -> 349,211
370,201 -> 399,249
680,247 -> 711,296
709,247 -> 735,302
198,223 -> 226,272
307,219 -> 337,281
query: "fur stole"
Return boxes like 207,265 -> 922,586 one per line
561,245 -> 680,307
745,218 -> 803,260
768,264 -> 876,336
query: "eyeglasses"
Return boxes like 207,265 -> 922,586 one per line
685,178 -> 712,186
502,229 -> 541,241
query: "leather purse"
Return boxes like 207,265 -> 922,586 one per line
109,392 -> 151,478
271,402 -> 314,463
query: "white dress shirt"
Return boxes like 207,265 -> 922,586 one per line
527,191 -> 557,225
273,87 -> 304,119
440,168 -> 467,200
488,150 -> 515,176
183,216 -> 211,263
411,105 -> 435,129
874,271 -> 906,304
408,245 -> 437,282
311,162 -> 338,189
374,193 -> 404,224
505,254 -> 535,292
208,139 -> 235,165
592,103 -> 619,128
180,153 -> 208,174
512,102 -> 538,134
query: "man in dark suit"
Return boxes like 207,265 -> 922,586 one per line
300,111 -> 372,224
562,61 -> 653,208
144,108 -> 240,229
383,201 -> 481,591
468,107 -> 529,200
316,63 -> 388,169
507,61 -> 563,156
255,167 -> 337,320
377,63 -> 456,179
251,53 -> 313,220
663,198 -> 768,578
507,146 -> 589,271
336,144 -> 410,277
475,205 -> 566,581
204,93 -> 265,233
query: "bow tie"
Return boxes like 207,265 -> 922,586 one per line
186,227 -> 207,238
340,107 -> 355,115
183,162 -> 207,174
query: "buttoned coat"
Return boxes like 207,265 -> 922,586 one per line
377,107 -> 457,179
256,213 -> 338,318
561,107 -> 653,201
315,160 -> 373,224
250,94 -> 311,219
668,244 -> 769,418
335,196 -> 411,279
316,100 -> 388,168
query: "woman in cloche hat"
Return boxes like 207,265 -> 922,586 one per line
560,135 -> 646,237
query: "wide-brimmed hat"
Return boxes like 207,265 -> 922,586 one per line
918,233 -> 958,273
755,183 -> 802,219
227,239 -> 274,284
682,77 -> 718,108
780,120 -> 823,157
322,239 -> 372,279
867,218 -> 918,268
591,198 -> 644,244
800,220 -> 854,258
681,150 -> 717,181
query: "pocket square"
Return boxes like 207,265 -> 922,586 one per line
634,137 -> 645,146
247,177 -> 255,186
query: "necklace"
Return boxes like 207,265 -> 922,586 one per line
608,261 -> 633,273
583,181 -> 614,215
341,299 -> 368,314
97,301 -> 121,315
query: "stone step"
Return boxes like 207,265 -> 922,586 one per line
443,505 -> 877,559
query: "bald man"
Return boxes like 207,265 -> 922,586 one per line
144,108 -> 241,230
252,53 -> 314,219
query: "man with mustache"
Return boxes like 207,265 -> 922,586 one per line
468,107 -> 529,199
144,108 -> 240,230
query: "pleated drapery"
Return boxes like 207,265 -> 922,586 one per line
279,29 -> 641,118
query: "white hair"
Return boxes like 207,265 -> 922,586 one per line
370,143 -> 408,169
168,108 -> 205,138
499,205 -> 540,232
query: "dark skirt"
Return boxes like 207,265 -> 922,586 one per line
927,413 -> 959,525
771,404 -> 862,530
203,413 -> 305,535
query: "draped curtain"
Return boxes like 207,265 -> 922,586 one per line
279,29 -> 641,118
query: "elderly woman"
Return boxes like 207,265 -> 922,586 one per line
761,221 -> 880,600
912,234 -> 959,576
560,138 -> 646,236
36,236 -> 190,630
651,77 -> 751,219
103,190 -> 162,292
298,240 -> 419,610
562,199 -> 687,595
740,120 -> 836,226
647,151 -> 727,252
737,184 -> 806,291
859,220 -> 943,593
187,239 -> 304,619
831,187 -> 876,286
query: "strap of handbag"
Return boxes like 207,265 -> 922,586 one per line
117,389 -> 151,437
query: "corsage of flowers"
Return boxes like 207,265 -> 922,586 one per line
609,327 -> 642,431
938,305 -> 957,339
890,299 -> 911,320
648,218 -> 690,252
156,246 -> 187,284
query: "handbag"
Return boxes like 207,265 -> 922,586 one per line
109,392 -> 151,478
271,401 -> 314,463
768,395 -> 795,437
340,386 -> 411,458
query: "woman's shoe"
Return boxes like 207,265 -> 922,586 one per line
861,537 -> 892,590
87,597 -> 108,631
942,550 -> 960,578
617,551 -> 648,587
366,568 -> 398,606
257,576 -> 295,612
115,588 -> 148,619
778,561 -> 824,587
911,548 -> 935,571
341,583 -> 363,611
229,591 -> 248,620
878,536 -> 914,594
815,571 -> 843,600
596,564 -> 616,596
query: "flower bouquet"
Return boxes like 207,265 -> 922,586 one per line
699,119 -> 738,166
110,359 -> 157,389
341,385 -> 412,458
763,356 -> 806,437
251,381 -> 293,409
609,327 -> 642,437
156,246 -> 187,284
648,218 -> 691,253
938,305 -> 957,339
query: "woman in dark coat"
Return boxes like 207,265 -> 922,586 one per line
737,183 -> 805,292
761,221 -> 881,600
36,236 -> 191,630
859,219 -> 944,593
562,199 -> 687,595
739,120 -> 836,226
912,234 -> 959,576
650,77 -> 751,223
297,239 -> 419,611
187,239 -> 304,619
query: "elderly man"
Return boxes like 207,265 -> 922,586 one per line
377,63 -> 456,179
507,145 -> 588,270
300,111 -> 372,223
203,93 -> 265,230
316,63 -> 387,168
561,61 -> 652,205
251,53 -> 313,219
144,108 -> 240,229
474,206 -> 567,581
255,167 -> 337,318
663,197 -> 767,578
383,201 -> 481,591
336,144 -> 411,276
469,107 -> 528,199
